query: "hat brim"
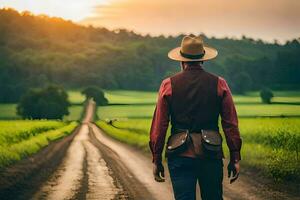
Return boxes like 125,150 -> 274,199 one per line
168,46 -> 218,62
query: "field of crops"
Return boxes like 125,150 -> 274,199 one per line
97,118 -> 300,181
0,90 -> 299,120
96,90 -> 300,119
0,120 -> 78,168
96,90 -> 300,182
104,90 -> 300,105
0,90 -> 83,169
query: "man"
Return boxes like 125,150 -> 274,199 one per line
149,35 -> 242,200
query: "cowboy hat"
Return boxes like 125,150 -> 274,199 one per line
168,35 -> 218,62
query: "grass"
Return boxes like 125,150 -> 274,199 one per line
104,90 -> 157,104
68,90 -> 86,104
97,105 -> 155,119
95,90 -> 300,119
63,105 -> 83,121
103,90 -> 300,105
0,104 -> 20,120
0,104 -> 83,121
96,103 -> 300,120
96,120 -> 151,152
97,116 -> 300,181
0,120 -> 78,168
231,118 -> 300,181
0,120 -> 65,144
236,104 -> 300,117
0,90 -> 299,120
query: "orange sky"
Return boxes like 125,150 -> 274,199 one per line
1,0 -> 299,42
82,0 -> 300,42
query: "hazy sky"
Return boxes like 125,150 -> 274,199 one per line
1,0 -> 299,42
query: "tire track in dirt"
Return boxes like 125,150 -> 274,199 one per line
83,140 -> 122,199
32,125 -> 125,200
32,125 -> 87,200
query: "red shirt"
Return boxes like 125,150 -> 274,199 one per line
149,71 -> 242,164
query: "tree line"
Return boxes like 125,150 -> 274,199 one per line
0,8 -> 299,103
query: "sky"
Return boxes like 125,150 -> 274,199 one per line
1,0 -> 299,42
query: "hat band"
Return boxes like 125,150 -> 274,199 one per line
180,50 -> 205,59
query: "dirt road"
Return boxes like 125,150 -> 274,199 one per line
32,100 -> 155,200
1,100 -> 298,200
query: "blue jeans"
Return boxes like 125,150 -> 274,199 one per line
168,157 -> 223,200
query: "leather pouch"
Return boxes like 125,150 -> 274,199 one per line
201,130 -> 222,153
166,130 -> 191,156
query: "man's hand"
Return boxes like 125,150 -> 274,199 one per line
153,162 -> 165,182
227,161 -> 240,184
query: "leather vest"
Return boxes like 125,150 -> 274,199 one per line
169,67 -> 221,134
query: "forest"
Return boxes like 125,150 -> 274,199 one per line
0,8 -> 300,103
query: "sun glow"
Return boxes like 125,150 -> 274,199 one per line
0,0 -> 109,21
0,0 -> 299,41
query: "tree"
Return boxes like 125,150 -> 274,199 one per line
232,72 -> 252,94
260,88 -> 274,104
1,8 -> 300,93
17,85 -> 70,119
81,86 -> 108,106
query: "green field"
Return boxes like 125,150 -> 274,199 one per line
97,117 -> 300,181
0,104 -> 83,121
0,90 -> 85,120
1,90 -> 299,120
96,103 -> 300,119
104,90 -> 300,105
0,104 -> 18,120
104,90 -> 157,104
0,120 -> 78,168
0,90 -> 83,168
96,90 -> 300,119
68,90 -> 86,104
96,90 -> 300,182
97,103 -> 300,120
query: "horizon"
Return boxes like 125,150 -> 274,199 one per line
0,0 -> 300,43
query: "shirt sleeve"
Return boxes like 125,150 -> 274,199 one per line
218,77 -> 242,163
149,78 -> 172,164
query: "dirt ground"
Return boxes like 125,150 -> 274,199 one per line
0,100 -> 299,200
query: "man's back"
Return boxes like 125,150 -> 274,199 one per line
169,66 -> 220,132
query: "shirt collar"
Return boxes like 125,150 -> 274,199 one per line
184,64 -> 204,71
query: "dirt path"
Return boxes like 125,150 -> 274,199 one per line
1,100 -> 298,200
32,100 -> 152,200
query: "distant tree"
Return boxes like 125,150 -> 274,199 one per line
81,86 -> 108,106
260,88 -> 274,104
17,85 -> 70,119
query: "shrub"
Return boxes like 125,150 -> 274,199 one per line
81,86 -> 108,106
260,87 -> 274,104
17,85 -> 70,119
